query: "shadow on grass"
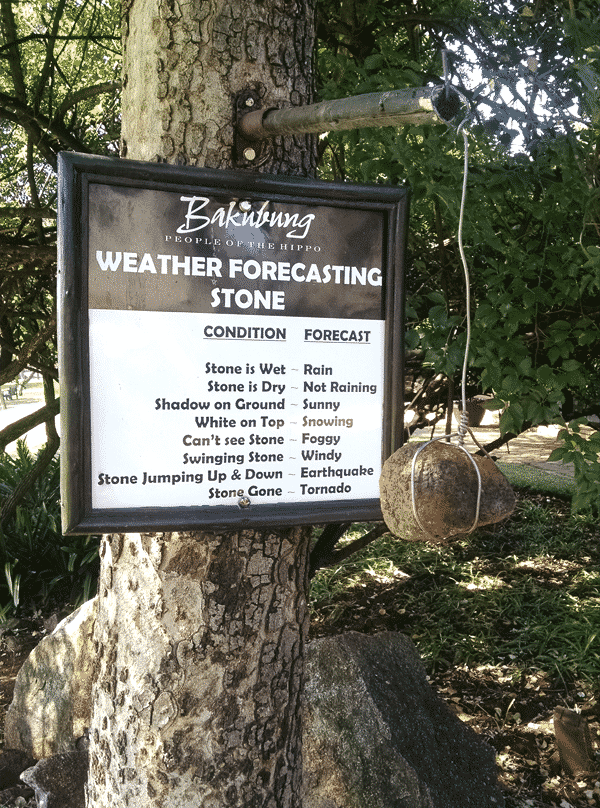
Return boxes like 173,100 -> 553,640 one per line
310,491 -> 599,682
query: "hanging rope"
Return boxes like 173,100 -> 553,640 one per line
409,87 -> 486,540
457,121 -> 471,448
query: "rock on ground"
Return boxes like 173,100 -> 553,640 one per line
21,750 -> 88,808
0,748 -> 35,789
3,598 -> 97,759
303,632 -> 504,808
4,601 -> 504,808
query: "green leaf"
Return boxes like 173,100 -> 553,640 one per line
548,346 -> 562,364
427,291 -> 446,305
429,305 -> 448,326
363,54 -> 384,70
405,329 -> 420,350
501,375 -> 521,395
536,364 -> 555,383
518,357 -> 532,374
482,398 -> 505,411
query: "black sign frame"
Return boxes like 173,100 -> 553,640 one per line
58,152 -> 407,533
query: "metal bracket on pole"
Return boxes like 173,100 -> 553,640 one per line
237,86 -> 466,142
234,88 -> 273,168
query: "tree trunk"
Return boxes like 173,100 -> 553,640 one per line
120,0 -> 317,176
86,528 -> 311,806
86,1 -> 317,805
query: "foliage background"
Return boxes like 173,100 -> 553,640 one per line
0,0 -> 120,525
316,0 -> 600,512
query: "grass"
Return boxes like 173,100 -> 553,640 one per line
498,460 -> 576,498
309,492 -> 600,684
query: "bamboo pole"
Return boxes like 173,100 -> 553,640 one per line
239,86 -> 464,140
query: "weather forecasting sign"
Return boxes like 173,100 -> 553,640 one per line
58,153 -> 407,533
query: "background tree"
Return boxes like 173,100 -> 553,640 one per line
0,0 -> 120,519
316,0 -> 600,513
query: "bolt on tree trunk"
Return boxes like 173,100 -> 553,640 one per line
85,0 -> 317,806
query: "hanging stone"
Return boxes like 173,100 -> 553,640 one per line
379,441 -> 516,544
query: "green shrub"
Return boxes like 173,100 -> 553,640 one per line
0,442 -> 99,615
548,418 -> 600,514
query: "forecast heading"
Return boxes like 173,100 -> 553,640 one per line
94,251 -> 382,312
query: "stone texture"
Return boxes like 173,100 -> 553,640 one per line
0,784 -> 35,804
379,441 -> 515,543
303,632 -> 504,808
21,750 -> 88,808
0,748 -> 35,789
5,605 -> 505,808
4,598 -> 97,759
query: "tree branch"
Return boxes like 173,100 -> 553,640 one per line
54,80 -> 121,121
0,207 -> 56,219
0,0 -> 27,103
33,0 -> 68,115
0,100 -> 61,170
0,316 -> 56,386
309,523 -> 392,576
0,376 -> 60,524
0,396 -> 60,453
27,137 -> 45,243
0,91 -> 90,164
309,522 -> 352,577
327,524 -> 389,567
478,422 -> 534,456
0,33 -> 119,57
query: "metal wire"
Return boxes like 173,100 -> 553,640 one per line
442,50 -> 451,99
410,434 -> 483,539
410,100 -> 483,540
457,123 -> 470,447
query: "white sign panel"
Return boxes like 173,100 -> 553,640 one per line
89,311 -> 384,509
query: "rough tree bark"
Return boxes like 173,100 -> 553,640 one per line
86,1 -> 318,806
